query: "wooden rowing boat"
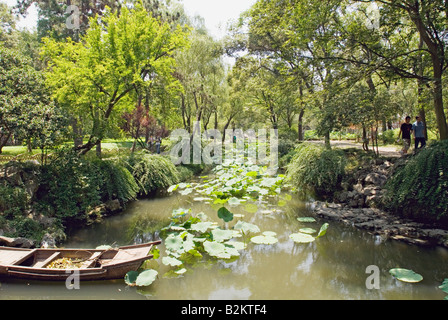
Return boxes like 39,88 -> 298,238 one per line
0,241 -> 161,281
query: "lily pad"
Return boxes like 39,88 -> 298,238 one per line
203,241 -> 230,259
162,256 -> 183,267
250,235 -> 278,245
233,220 -> 260,234
124,271 -> 139,286
175,268 -> 187,275
190,221 -> 215,233
299,228 -> 316,234
244,203 -> 258,213
289,232 -> 315,244
212,229 -> 235,242
228,197 -> 242,206
389,268 -> 423,283
167,184 -> 179,192
316,223 -> 329,238
297,217 -> 316,223
218,207 -> 234,222
135,269 -> 158,287
165,234 -> 183,252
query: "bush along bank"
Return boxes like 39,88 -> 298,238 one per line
286,142 -> 448,248
0,148 -> 201,248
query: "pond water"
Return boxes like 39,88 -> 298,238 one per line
1,186 -> 447,300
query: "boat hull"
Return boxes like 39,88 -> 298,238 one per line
0,241 -> 161,281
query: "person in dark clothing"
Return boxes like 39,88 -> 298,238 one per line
397,116 -> 413,155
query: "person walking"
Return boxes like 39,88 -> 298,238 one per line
397,116 -> 413,155
412,116 -> 426,150
156,137 -> 161,154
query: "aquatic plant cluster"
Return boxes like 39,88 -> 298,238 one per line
124,161 -> 330,286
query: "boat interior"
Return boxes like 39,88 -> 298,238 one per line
0,248 -> 119,269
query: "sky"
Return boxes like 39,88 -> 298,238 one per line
2,0 -> 256,40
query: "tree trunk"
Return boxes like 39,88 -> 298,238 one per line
96,140 -> 102,159
71,117 -> 83,147
297,109 -> 305,141
431,60 -> 448,140
409,9 -> 448,139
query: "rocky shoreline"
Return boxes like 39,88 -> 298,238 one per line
312,201 -> 448,247
310,157 -> 448,248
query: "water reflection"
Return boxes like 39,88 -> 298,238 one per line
1,191 -> 447,300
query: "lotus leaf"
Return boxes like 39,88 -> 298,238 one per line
190,221 -> 215,233
162,256 -> 183,267
233,221 -> 260,234
228,197 -> 242,206
297,217 -> 316,223
290,232 -> 316,243
167,184 -> 178,192
389,268 -> 423,283
135,269 -> 158,287
250,235 -> 278,245
316,223 -> 329,238
165,234 -> 183,252
212,229 -> 235,242
203,241 -> 230,259
175,268 -> 187,275
299,228 -> 316,234
124,271 -> 139,286
218,207 -> 234,222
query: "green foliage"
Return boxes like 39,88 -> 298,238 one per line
383,140 -> 448,222
0,184 -> 29,218
439,279 -> 448,300
286,143 -> 346,197
37,149 -> 139,222
125,153 -> 180,195
42,2 -> 189,154
37,149 -> 103,221
91,159 -> 139,204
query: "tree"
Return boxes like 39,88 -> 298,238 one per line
174,30 -> 226,134
42,1 -> 189,156
0,46 -> 63,154
343,0 -> 448,140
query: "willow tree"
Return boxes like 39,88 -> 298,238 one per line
42,1 -> 189,156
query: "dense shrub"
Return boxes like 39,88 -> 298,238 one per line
383,140 -> 448,222
0,184 -> 29,218
91,159 -> 139,204
125,153 -> 180,195
37,149 -> 103,221
286,142 -> 346,197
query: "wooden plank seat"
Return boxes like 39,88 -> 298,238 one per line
33,252 -> 60,268
0,249 -> 36,266
80,251 -> 103,268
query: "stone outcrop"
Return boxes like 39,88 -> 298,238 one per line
312,201 -> 448,247
334,158 -> 392,209
312,157 -> 448,248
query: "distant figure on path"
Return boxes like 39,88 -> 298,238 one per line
156,137 -> 161,154
412,116 -> 426,150
397,116 -> 413,155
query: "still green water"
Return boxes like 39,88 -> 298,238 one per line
1,192 -> 447,300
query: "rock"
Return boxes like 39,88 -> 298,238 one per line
365,173 -> 387,186
40,233 -> 57,248
353,183 -> 364,194
337,191 -> 349,202
105,199 -> 121,212
363,186 -> 379,196
0,236 -> 35,248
